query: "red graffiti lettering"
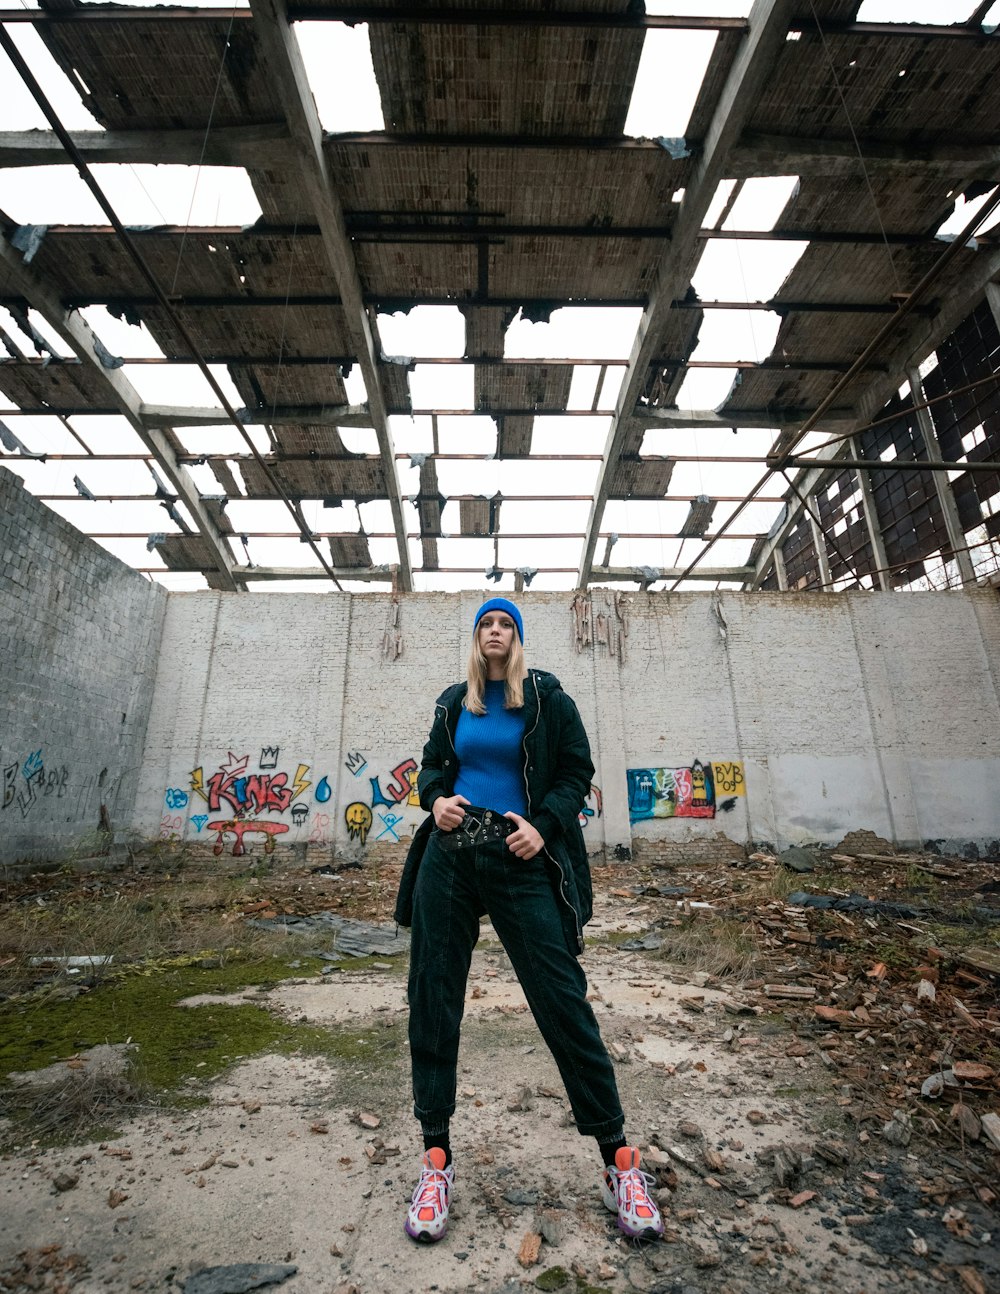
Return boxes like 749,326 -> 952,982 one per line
208,819 -> 289,857
387,758 -> 418,803
243,773 -> 292,814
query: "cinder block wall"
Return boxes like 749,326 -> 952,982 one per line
134,586 -> 1000,862
0,467 -> 167,865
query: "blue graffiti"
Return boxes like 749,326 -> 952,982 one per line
165,787 -> 189,810
626,769 -> 655,821
370,776 -> 393,809
316,776 -> 332,803
191,814 -> 209,832
376,811 -> 403,842
22,750 -> 43,780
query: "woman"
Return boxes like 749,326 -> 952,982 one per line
394,597 -> 663,1245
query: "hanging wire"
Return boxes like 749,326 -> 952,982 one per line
170,8 -> 240,296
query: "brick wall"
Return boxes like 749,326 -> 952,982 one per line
134,586 -> 1000,863
0,467 -> 167,865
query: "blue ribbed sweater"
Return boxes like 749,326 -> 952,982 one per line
453,679 -> 528,816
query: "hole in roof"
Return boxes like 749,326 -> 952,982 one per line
408,364 -> 474,411
687,309 -> 783,365
693,238 -> 808,303
0,306 -> 68,359
0,165 -> 262,226
623,29 -> 717,139
856,0 -> 979,20
434,416 -> 496,456
121,362 -> 244,409
722,176 -> 799,233
935,187 -> 1000,240
702,180 -> 736,231
567,368 -> 602,411
338,426 -> 379,454
174,424 -> 267,456
295,23 -> 385,131
79,307 -> 165,361
673,366 -> 740,411
530,416 -> 611,456
1,24 -> 103,130
504,308 -> 642,360
343,366 -> 368,405
389,415 -> 434,455
378,306 -> 465,360
596,367 -> 626,411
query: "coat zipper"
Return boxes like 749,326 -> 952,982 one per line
523,673 -> 583,952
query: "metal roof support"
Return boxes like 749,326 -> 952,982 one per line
0,231 -> 241,591
577,0 -> 798,587
851,440 -> 892,592
747,241 -> 1000,589
907,368 -> 976,586
248,0 -> 413,589
0,126 -> 292,169
805,502 -> 833,591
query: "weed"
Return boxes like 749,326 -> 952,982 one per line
650,915 -> 765,982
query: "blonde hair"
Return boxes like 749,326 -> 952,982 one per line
465,630 -> 526,714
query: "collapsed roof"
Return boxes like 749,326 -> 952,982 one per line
1,0 -> 999,594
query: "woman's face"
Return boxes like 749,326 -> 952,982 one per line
478,612 -> 516,665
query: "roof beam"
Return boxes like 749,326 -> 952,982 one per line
0,125 -> 291,169
733,131 -> 1000,181
141,403 -> 372,429
0,229 -> 241,591
748,239 -> 1000,588
635,406 -> 855,431
247,0 -> 412,588
577,0 -> 799,588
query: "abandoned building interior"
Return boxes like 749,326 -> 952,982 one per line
2,0 -> 1000,865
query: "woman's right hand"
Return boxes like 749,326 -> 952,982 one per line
433,794 -> 470,831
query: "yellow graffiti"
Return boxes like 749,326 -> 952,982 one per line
190,766 -> 207,803
345,801 -> 373,845
291,763 -> 311,801
406,767 -> 420,807
712,761 -> 746,796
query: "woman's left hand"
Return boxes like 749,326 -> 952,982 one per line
503,812 -> 545,860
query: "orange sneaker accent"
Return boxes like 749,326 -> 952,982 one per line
602,1147 -> 664,1240
405,1146 -> 453,1243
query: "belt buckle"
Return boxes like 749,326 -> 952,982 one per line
464,814 -> 482,839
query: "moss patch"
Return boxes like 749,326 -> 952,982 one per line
0,955 -> 406,1145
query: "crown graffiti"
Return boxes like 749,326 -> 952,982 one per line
259,746 -> 280,769
344,751 -> 368,777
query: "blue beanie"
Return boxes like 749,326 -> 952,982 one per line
474,597 -> 524,644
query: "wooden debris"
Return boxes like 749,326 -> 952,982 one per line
516,1231 -> 542,1268
980,1112 -> 1000,1151
763,985 -> 816,1000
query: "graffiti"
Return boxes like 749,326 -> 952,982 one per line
712,761 -> 746,797
628,760 -> 743,823
309,812 -> 331,844
208,818 -> 289,858
160,812 -> 183,839
345,751 -> 368,777
377,810 -> 403,842
345,802 -> 373,845
164,787 -> 188,810
316,776 -> 332,803
291,802 -> 309,827
579,783 -> 603,828
370,776 -> 394,809
260,745 -> 279,769
1,750 -> 66,820
190,752 -> 311,816
191,814 -> 208,832
385,759 -> 418,803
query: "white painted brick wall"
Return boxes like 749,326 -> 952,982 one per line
133,586 -> 1000,860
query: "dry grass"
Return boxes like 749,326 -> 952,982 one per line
0,861 -> 317,998
2,1051 -> 149,1144
653,914 -> 766,983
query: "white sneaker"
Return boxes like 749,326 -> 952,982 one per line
601,1146 -> 664,1240
404,1147 -> 454,1243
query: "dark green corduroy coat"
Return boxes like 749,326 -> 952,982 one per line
394,669 -> 596,953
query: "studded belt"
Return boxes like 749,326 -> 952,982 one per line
434,806 -> 516,851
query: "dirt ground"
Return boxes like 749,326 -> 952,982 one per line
1,845 -> 998,1294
